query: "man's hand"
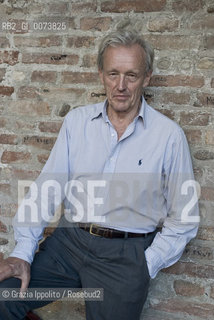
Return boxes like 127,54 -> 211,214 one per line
0,257 -> 30,293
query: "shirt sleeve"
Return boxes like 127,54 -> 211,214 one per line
9,116 -> 71,264
145,128 -> 200,279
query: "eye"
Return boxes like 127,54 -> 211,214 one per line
108,72 -> 118,78
127,73 -> 137,81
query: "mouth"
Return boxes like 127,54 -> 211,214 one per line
113,95 -> 130,101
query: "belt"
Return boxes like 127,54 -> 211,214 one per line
78,223 -> 155,239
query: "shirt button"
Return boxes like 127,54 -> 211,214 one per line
111,133 -> 115,137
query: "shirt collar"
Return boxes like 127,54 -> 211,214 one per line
90,100 -> 108,121
90,96 -> 146,126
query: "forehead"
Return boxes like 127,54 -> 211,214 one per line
102,44 -> 146,71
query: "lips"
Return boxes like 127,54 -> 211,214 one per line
114,95 -> 129,100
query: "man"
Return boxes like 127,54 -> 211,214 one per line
0,29 -> 199,320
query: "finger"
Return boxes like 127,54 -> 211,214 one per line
20,274 -> 30,294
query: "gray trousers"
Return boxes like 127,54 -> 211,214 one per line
0,221 -> 156,320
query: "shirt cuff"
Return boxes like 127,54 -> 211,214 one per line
9,239 -> 38,264
145,247 -> 163,279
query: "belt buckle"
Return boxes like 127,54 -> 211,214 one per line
89,224 -> 100,237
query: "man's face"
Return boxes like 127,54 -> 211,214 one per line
99,44 -> 152,115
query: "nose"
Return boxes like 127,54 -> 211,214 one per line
117,75 -> 127,91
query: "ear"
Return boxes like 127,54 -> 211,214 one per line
142,70 -> 152,88
99,69 -> 104,85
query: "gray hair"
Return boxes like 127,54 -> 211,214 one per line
97,29 -> 154,73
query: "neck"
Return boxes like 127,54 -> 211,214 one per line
107,101 -> 141,140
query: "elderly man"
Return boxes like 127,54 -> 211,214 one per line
0,29 -> 199,320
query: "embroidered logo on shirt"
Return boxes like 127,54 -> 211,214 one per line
138,159 -> 143,166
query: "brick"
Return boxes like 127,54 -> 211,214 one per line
41,88 -> 85,101
37,154 -> 49,164
0,37 -> 10,48
203,35 -> 214,50
71,2 -> 97,13
0,68 -> 6,82
149,75 -> 204,88
172,0 -> 203,11
66,36 -> 95,48
62,72 -> 99,84
14,36 -> 62,47
147,18 -> 179,32
205,130 -> 214,145
0,183 -> 11,195
66,17 -> 76,29
162,92 -> 190,105
145,34 -> 200,50
39,121 -> 62,133
0,117 -> 6,127
0,134 -> 18,145
180,111 -> 209,126
151,299 -> 214,317
197,58 -> 214,69
184,244 -> 213,260
1,151 -> 31,163
31,71 -> 57,83
22,53 -> 78,65
88,91 -> 107,105
174,280 -> 204,296
155,108 -> 175,120
0,221 -> 7,233
80,17 -> 112,31
194,150 -> 214,160
12,169 -> 40,180
23,136 -> 56,151
82,54 -> 97,68
197,227 -> 214,241
201,187 -> 214,201
191,15 -> 214,29
46,2 -> 68,14
184,129 -> 202,144
0,51 -> 19,65
0,86 -> 14,96
163,261 -> 214,279
101,0 -> 166,12
211,78 -> 214,88
8,101 -> 51,116
0,238 -> 8,245
197,93 -> 214,107
17,86 -> 39,99
210,285 -> 214,299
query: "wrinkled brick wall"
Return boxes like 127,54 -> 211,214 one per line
0,0 -> 214,319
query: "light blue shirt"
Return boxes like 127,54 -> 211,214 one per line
10,97 -> 199,278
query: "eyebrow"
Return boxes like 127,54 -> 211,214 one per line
106,68 -> 140,74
